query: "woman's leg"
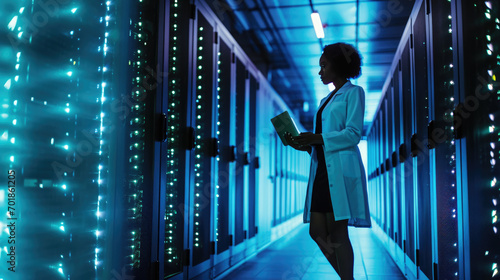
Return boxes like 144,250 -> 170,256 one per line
326,213 -> 354,280
309,212 -> 340,275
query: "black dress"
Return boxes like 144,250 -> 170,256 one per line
310,90 -> 337,213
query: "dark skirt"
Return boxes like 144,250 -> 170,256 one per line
310,145 -> 334,213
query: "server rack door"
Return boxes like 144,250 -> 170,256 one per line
378,116 -> 383,228
283,147 -> 289,220
384,97 -> 393,237
292,153 -> 297,216
401,39 -> 418,275
385,94 -> 395,245
215,36 -> 232,257
391,69 -> 406,270
211,33 -> 234,278
428,0 -> 459,278
374,120 -> 381,225
1,0 -> 162,279
271,104 -> 279,227
164,0 -> 191,278
291,151 -> 296,216
272,104 -> 279,227
234,57 -> 247,247
412,4 -> 433,278
273,103 -> 283,226
392,69 -> 404,252
367,132 -> 374,224
189,10 -> 216,276
371,122 -> 380,224
376,119 -> 382,226
380,109 -> 387,234
371,130 -> 376,223
248,74 -> 258,239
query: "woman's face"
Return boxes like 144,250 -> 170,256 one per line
318,54 -> 336,85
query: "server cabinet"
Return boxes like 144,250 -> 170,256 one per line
215,35 -> 232,268
273,102 -> 283,227
0,0 -> 313,279
453,1 -> 500,279
165,1 -> 191,278
0,0 -> 163,279
248,74 -> 258,240
401,37 -> 419,277
368,0 -> 499,279
391,66 -> 405,270
385,93 -> 395,245
412,4 -> 432,278
428,0 -> 460,279
283,143 -> 289,221
375,119 -> 382,227
392,69 -> 403,252
188,10 -> 216,278
379,108 -> 387,234
233,57 -> 247,250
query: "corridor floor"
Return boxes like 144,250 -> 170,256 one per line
219,223 -> 406,280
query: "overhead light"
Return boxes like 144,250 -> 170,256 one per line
311,12 -> 324,39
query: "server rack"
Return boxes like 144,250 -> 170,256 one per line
368,0 -> 500,279
428,0 -> 459,278
0,0 -> 164,279
453,1 -> 500,279
0,0 -> 312,279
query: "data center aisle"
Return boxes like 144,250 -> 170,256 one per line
218,223 -> 406,280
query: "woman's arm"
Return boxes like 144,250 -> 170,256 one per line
322,87 -> 365,152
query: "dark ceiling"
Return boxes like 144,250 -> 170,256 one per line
207,0 -> 416,134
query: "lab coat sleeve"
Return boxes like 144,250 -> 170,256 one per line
322,86 -> 365,152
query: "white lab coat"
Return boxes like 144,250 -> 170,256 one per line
303,81 -> 371,227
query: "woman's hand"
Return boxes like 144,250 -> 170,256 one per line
285,132 -> 310,152
292,132 -> 324,146
284,132 -> 323,153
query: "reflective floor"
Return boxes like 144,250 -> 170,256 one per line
219,223 -> 406,280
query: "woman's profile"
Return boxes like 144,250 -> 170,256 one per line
285,42 -> 371,280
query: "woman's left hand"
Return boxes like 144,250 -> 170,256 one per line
292,132 -> 324,146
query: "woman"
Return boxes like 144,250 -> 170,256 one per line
285,43 -> 371,279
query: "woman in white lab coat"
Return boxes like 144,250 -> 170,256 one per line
285,43 -> 370,280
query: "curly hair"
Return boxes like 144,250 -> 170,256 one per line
322,43 -> 362,79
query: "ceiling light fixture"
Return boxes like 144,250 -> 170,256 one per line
311,12 -> 324,39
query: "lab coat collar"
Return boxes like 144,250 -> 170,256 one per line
330,80 -> 353,97
321,81 -> 353,106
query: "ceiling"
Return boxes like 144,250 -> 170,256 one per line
207,0 -> 416,134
